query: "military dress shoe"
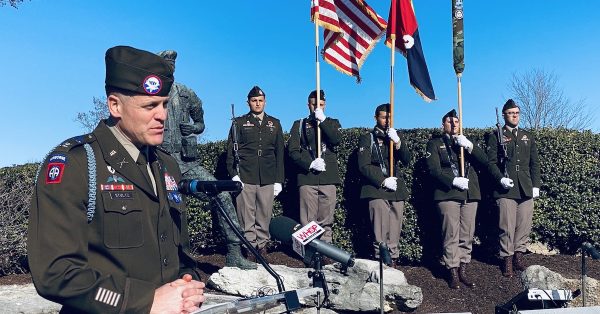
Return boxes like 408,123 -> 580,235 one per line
514,252 -> 527,271
502,256 -> 514,277
448,268 -> 461,289
458,263 -> 476,288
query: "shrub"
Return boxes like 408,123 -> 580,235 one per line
1,128 -> 598,275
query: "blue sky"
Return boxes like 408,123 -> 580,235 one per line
1,1 -> 598,167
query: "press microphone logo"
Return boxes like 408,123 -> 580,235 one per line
292,221 -> 324,256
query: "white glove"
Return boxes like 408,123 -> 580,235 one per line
500,177 -> 514,189
452,177 -> 469,190
387,128 -> 401,144
309,158 -> 326,172
274,183 -> 282,196
314,108 -> 326,122
453,134 -> 473,153
533,187 -> 540,198
232,175 -> 244,189
382,177 -> 398,191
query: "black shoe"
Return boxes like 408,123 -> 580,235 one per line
458,263 -> 476,288
502,256 -> 514,278
513,252 -> 527,271
448,268 -> 461,289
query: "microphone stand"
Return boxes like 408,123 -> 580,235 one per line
307,252 -> 330,309
379,242 -> 392,314
190,191 -> 286,294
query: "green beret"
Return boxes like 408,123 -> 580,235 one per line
375,103 -> 390,116
247,86 -> 265,98
308,89 -> 326,101
442,109 -> 458,122
502,99 -> 519,112
105,46 -> 174,96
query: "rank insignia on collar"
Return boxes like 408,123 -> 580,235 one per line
164,173 -> 178,191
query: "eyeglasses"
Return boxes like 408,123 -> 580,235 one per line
504,111 -> 520,116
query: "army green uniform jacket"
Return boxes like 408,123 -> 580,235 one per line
28,121 -> 200,314
226,112 -> 285,184
426,135 -> 488,201
485,127 -> 541,199
358,128 -> 411,200
287,117 -> 342,186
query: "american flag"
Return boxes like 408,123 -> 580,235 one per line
311,0 -> 340,32
315,0 -> 387,81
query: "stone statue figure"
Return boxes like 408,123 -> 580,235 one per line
157,50 -> 255,269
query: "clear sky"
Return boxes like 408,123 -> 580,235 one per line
1,1 -> 598,167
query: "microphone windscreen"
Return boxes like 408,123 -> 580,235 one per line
269,216 -> 299,244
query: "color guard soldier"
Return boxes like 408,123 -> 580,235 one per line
486,99 -> 541,277
27,46 -> 205,313
357,103 -> 411,266
425,109 -> 488,289
226,86 -> 285,256
287,89 -> 342,244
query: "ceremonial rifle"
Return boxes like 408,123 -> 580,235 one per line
231,104 -> 240,175
495,107 -> 509,177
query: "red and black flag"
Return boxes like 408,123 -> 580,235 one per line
386,0 -> 435,102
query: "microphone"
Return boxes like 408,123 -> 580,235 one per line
269,216 -> 355,268
178,179 -> 242,195
582,242 -> 600,260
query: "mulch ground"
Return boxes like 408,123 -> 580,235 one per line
3,250 -> 599,314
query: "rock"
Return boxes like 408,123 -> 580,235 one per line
527,242 -> 560,255
521,265 -> 600,307
0,284 -> 60,314
208,258 -> 422,312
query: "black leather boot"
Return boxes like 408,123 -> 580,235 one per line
459,263 -> 476,288
448,268 -> 461,289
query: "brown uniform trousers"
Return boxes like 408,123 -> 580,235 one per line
299,185 -> 337,243
437,201 -> 478,268
497,198 -> 534,257
235,184 -> 275,249
369,199 -> 405,259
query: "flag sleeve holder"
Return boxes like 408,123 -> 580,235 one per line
187,191 -> 287,301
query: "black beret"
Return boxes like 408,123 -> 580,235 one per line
442,109 -> 458,122
374,103 -> 391,116
247,86 -> 265,98
502,99 -> 519,112
105,46 -> 174,97
308,89 -> 326,101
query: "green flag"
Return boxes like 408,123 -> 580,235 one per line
452,0 -> 464,74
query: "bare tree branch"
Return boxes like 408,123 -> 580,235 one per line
74,97 -> 109,132
509,68 -> 595,130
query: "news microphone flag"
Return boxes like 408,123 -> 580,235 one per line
320,0 -> 387,81
386,0 -> 436,102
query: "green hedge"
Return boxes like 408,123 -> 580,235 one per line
1,128 -> 598,274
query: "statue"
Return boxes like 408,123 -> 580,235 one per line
157,50 -> 256,270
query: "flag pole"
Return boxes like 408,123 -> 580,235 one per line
389,34 -> 396,178
457,74 -> 465,176
315,11 -> 322,158
452,0 -> 465,177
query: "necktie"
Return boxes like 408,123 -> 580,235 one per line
136,150 -> 152,184
512,128 -> 518,138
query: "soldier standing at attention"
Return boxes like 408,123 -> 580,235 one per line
425,109 -> 488,289
27,46 -> 205,313
157,50 -> 255,270
287,90 -> 342,244
357,103 -> 411,267
226,86 -> 284,256
486,99 -> 540,277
